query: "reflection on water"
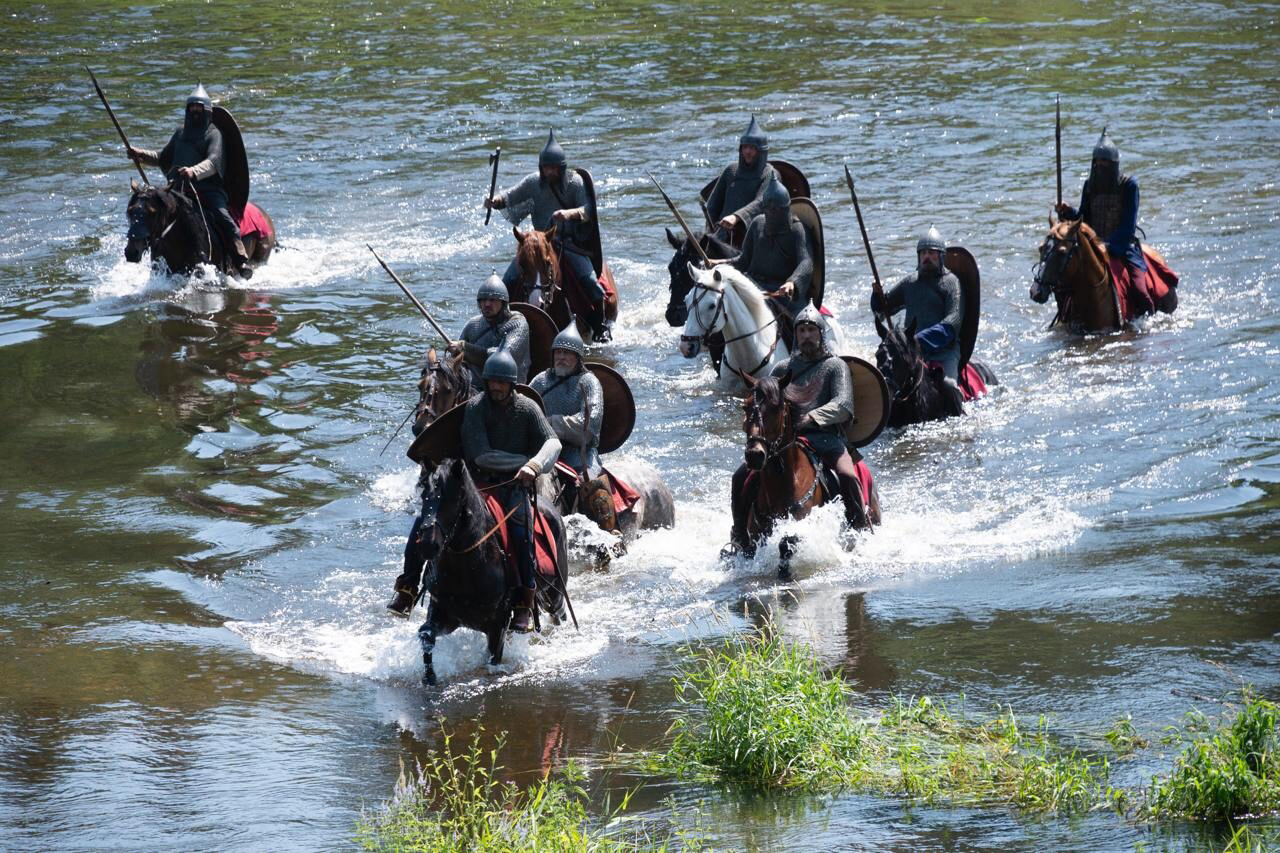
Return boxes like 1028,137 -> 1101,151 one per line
1,0 -> 1278,849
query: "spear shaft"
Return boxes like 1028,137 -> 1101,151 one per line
843,165 -> 886,312
367,245 -> 454,346
1055,95 -> 1063,209
86,66 -> 149,185
484,146 -> 501,225
646,171 -> 712,266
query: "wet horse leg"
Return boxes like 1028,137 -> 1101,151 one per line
486,620 -> 507,666
417,599 -> 456,686
778,535 -> 799,581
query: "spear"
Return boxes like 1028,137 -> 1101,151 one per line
1055,94 -> 1063,210
843,165 -> 886,315
484,146 -> 501,225
367,245 -> 454,347
646,170 -> 712,266
86,66 -> 149,185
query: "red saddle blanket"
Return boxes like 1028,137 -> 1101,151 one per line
923,362 -> 988,402
236,202 -> 273,241
743,449 -> 874,513
1108,245 -> 1179,321
553,460 -> 641,514
481,494 -> 559,579
559,253 -> 616,320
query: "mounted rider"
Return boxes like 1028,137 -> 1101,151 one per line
1055,129 -> 1164,315
127,84 -> 252,278
448,274 -> 531,388
464,349 -> 562,632
726,306 -> 863,552
529,319 -> 604,479
486,130 -> 612,342
871,226 -> 964,383
705,115 -> 777,245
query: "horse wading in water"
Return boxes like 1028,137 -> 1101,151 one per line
512,225 -> 619,342
125,180 -> 275,277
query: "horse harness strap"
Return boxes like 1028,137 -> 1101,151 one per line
893,356 -> 924,403
447,500 -> 522,555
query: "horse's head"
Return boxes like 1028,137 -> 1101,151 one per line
874,313 -> 921,398
664,227 -> 736,326
742,374 -> 796,470
678,263 -> 728,359
415,347 -> 471,433
125,180 -> 176,262
1032,217 -> 1085,304
512,225 -> 558,309
420,456 -> 476,555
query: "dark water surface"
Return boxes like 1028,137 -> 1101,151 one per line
2,1 -> 1278,850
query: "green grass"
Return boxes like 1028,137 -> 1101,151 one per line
657,631 -> 1111,813
356,729 -> 697,853
1142,690 -> 1280,821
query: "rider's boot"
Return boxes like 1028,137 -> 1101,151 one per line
232,238 -> 253,280
510,586 -> 536,633
386,585 -> 418,617
588,295 -> 611,343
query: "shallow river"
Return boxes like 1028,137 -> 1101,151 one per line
1,1 -> 1278,850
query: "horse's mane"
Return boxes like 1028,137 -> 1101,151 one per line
716,266 -> 775,330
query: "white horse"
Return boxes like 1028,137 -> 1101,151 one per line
678,263 -> 847,392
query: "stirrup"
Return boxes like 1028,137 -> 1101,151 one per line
509,606 -> 534,633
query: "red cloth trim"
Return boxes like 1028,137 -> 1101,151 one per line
602,466 -> 641,514
852,460 -> 873,508
924,362 -> 988,402
560,256 -> 616,321
482,494 -> 558,578
236,202 -> 272,241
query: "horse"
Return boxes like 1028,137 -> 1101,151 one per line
510,225 -> 618,342
663,227 -> 738,327
412,348 -> 474,437
411,457 -> 569,686
873,313 -> 967,427
124,179 -> 274,277
736,375 -> 880,579
538,458 -> 676,567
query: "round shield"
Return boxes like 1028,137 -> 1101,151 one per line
841,356 -> 889,448
586,362 -> 635,454
211,107 -> 249,217
771,159 -> 811,201
509,302 -> 557,377
945,246 -> 981,372
406,385 -> 544,465
790,198 -> 825,309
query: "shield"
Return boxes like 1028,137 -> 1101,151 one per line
211,106 -> 249,217
790,198 -> 825,309
586,362 -> 635,454
944,247 -> 981,372
573,167 -> 605,277
841,356 -> 889,448
407,385 -> 544,465
509,301 -> 557,377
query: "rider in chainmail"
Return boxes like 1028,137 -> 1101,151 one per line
1055,129 -> 1155,314
461,349 -> 561,633
486,129 -> 611,341
871,226 -> 964,382
450,274 -> 531,387
529,319 -> 604,480
705,115 -> 777,244
725,305 -> 864,554
128,84 -> 252,277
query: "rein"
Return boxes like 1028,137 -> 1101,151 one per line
746,397 -> 820,517
682,281 -> 781,379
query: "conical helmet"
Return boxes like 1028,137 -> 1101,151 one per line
916,225 -> 946,255
539,128 -> 566,169
1092,127 -> 1119,163
481,348 -> 519,383
551,316 -> 585,360
185,83 -> 212,111
794,303 -> 826,334
762,175 -> 791,210
477,272 -> 509,303
739,114 -> 769,153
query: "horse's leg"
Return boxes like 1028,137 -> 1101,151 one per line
487,621 -> 507,666
778,535 -> 798,581
417,600 -> 441,686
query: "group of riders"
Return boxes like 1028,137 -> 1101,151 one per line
118,86 -> 1179,676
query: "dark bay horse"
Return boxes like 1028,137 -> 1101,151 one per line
664,227 -> 737,327
413,348 -> 473,437
125,180 -> 275,277
511,225 -> 617,342
412,457 -> 569,686
738,376 -> 880,579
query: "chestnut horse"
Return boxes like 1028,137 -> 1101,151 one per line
510,225 -> 618,342
737,375 -> 880,579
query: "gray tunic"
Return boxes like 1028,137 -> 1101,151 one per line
529,367 -> 604,477
731,216 -> 814,317
461,393 -> 560,479
706,160 -> 777,228
881,270 -> 963,373
458,309 -> 531,386
771,352 -> 853,457
498,170 -> 593,248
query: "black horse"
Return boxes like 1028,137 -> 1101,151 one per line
411,458 -> 569,686
125,180 -> 274,277
873,314 -> 967,427
664,227 -> 737,326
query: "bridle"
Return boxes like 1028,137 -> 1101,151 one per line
518,236 -> 559,307
745,390 -> 820,517
681,278 -> 780,379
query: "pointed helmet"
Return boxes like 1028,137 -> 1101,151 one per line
185,83 -> 212,111
551,316 -> 586,360
916,225 -> 946,255
739,114 -> 769,153
1092,127 -> 1119,163
481,347 -> 519,383
477,272 -> 509,304
539,128 -> 567,169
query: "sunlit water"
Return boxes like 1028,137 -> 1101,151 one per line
2,1 -> 1278,849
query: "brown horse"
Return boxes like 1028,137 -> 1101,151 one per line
413,347 -> 474,437
739,376 -> 880,580
511,225 -> 618,342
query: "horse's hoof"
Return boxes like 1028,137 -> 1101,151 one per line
421,670 -> 437,687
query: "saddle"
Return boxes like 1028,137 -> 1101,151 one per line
480,493 -> 559,584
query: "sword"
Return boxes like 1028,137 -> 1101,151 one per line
528,483 -> 578,631
367,245 -> 455,347
1055,94 -> 1063,211
484,146 -> 501,226
843,165 -> 886,315
86,66 -> 149,185
646,170 -> 712,266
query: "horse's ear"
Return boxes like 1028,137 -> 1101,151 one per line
712,268 -> 722,282
130,178 -> 140,193
546,223 -> 557,241
427,347 -> 437,367
686,261 -> 699,282
666,227 -> 682,250
450,350 -> 465,370
514,227 -> 525,244
742,371 -> 759,389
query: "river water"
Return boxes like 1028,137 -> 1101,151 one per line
2,1 -> 1278,850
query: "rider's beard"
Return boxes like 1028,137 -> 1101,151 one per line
553,363 -> 574,378
799,339 -> 821,359
918,256 -> 941,276
487,386 -> 512,405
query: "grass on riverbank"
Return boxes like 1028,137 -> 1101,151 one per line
658,631 -> 1110,813
356,729 -> 697,853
